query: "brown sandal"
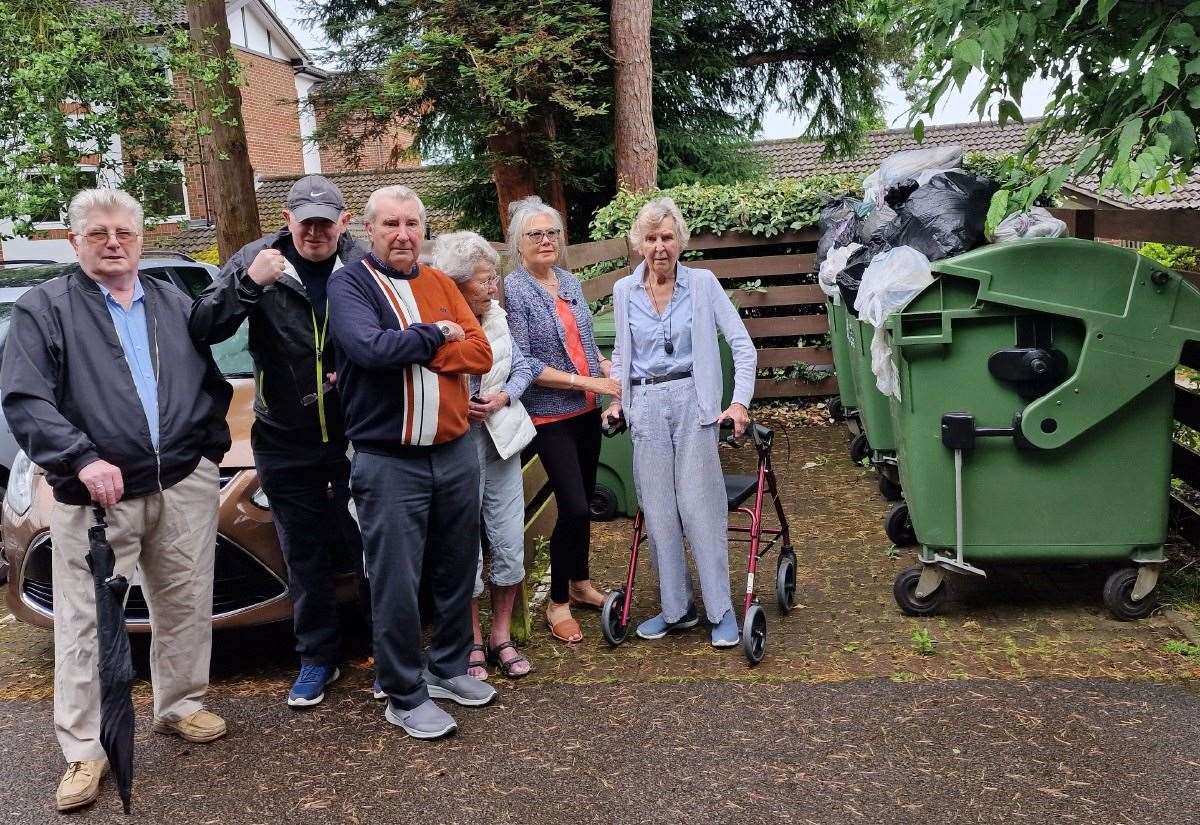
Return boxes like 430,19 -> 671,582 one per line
467,643 -> 489,680
545,611 -> 583,643
486,640 -> 532,678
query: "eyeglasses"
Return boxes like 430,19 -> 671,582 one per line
82,229 -> 140,245
524,229 -> 561,243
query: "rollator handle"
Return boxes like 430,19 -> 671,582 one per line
601,409 -> 627,437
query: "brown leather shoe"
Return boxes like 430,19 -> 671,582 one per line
56,759 -> 107,812
152,709 -> 227,743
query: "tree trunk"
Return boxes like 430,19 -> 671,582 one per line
611,0 -> 657,192
185,0 -> 260,260
488,129 -> 539,236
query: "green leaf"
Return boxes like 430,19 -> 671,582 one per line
1117,118 -> 1144,165
913,119 -> 925,143
1187,58 -> 1200,76
1072,142 -> 1103,175
1188,86 -> 1200,108
1142,72 -> 1165,103
953,38 -> 983,67
1185,1 -> 1200,14
1096,0 -> 1118,23
979,27 -> 1006,62
1155,54 -> 1181,87
951,59 -> 971,90
998,99 -> 1023,127
984,189 -> 1010,237
1046,164 -> 1071,194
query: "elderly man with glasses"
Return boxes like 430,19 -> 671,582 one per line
328,185 -> 495,740
189,174 -> 368,709
0,188 -> 232,812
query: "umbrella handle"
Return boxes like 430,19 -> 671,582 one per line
92,505 -> 107,527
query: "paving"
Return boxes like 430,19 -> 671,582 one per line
1,421 -> 1199,822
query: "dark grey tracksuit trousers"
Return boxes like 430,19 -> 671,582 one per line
350,435 -> 480,711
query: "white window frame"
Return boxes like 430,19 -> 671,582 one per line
29,165 -> 100,230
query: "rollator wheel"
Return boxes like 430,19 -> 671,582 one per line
883,502 -> 917,546
892,565 -> 945,617
877,472 -> 903,502
775,552 -> 796,614
600,589 -> 629,645
829,397 -> 845,422
849,432 -> 871,464
741,603 -> 767,666
1102,567 -> 1157,621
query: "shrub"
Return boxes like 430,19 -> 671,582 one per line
193,245 -> 220,266
1139,243 -> 1200,272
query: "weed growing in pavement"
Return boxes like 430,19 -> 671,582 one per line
1164,640 -> 1200,657
1161,562 -> 1200,614
890,671 -> 916,682
910,628 -> 935,656
886,545 -> 901,560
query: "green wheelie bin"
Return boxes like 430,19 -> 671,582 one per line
886,238 -> 1200,620
846,307 -> 905,504
826,294 -> 861,430
589,308 -> 734,520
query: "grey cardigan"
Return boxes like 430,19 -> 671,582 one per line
504,264 -> 603,419
611,262 -> 757,427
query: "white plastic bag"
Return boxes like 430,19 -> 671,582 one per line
853,246 -> 933,329
818,242 -> 861,299
863,145 -> 964,205
991,207 -> 1067,243
870,325 -> 902,400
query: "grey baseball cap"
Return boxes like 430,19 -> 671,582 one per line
286,175 -> 346,222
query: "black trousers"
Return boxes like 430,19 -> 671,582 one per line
533,408 -> 601,603
350,436 -> 479,711
254,432 -> 364,667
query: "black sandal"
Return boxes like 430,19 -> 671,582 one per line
486,640 -> 531,679
468,643 -> 489,679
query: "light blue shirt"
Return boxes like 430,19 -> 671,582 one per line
100,280 -> 159,450
628,267 -> 694,378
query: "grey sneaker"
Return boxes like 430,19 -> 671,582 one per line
423,669 -> 498,707
384,699 -> 457,740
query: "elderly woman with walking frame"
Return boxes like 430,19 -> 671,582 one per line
432,231 -> 536,679
503,196 -> 621,645
603,197 -> 757,648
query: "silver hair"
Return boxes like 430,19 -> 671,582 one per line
364,185 -> 427,226
506,195 -> 566,267
431,230 -> 500,284
67,188 -> 144,235
629,197 -> 690,250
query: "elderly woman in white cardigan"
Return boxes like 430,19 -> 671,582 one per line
603,198 -> 757,648
433,231 -> 537,678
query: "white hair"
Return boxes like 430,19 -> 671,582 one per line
506,196 -> 566,267
67,188 -> 143,235
629,197 -> 690,250
364,185 -> 427,226
431,231 -> 500,283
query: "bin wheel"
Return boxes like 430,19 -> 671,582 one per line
775,552 -> 797,614
829,397 -> 845,421
883,502 -> 917,546
742,603 -> 767,666
600,590 -> 629,645
1102,567 -> 1157,621
893,565 -> 945,616
878,473 -> 903,502
590,485 -> 619,522
849,432 -> 871,464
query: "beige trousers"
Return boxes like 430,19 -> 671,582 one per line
50,459 -> 219,763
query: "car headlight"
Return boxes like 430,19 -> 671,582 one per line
5,450 -> 35,515
251,486 -> 270,510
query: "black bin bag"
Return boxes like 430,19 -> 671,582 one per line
815,197 -> 862,267
888,170 -> 998,262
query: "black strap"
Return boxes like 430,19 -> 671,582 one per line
631,370 -> 693,386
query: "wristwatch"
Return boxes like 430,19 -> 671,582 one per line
437,322 -> 451,337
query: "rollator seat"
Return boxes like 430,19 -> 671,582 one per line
723,474 -> 759,511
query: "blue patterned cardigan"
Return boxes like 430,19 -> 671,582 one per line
503,264 -> 603,420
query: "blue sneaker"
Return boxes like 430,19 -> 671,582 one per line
636,603 -> 701,640
287,663 -> 340,707
710,610 -> 739,648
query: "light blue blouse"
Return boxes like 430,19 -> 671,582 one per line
628,267 -> 694,378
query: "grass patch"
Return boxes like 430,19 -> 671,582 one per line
1160,563 -> 1200,613
910,628 -> 935,656
1164,640 -> 1200,658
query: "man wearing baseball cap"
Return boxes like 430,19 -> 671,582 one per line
189,174 -> 368,707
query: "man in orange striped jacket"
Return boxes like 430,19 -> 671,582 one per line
328,185 -> 495,740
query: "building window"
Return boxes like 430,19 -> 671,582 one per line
29,168 -> 99,226
137,164 -> 188,220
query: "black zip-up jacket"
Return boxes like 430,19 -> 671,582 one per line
188,228 -> 367,446
0,267 -> 233,505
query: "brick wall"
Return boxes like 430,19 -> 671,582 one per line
183,48 -> 307,222
316,109 -> 418,173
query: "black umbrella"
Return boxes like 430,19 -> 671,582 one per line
85,505 -> 135,814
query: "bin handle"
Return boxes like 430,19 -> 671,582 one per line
891,311 -> 952,346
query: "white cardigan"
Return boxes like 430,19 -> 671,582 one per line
478,302 -> 537,460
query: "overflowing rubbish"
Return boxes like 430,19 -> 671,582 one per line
991,207 -> 1068,243
815,198 -> 862,267
888,170 -> 998,262
818,242 -> 861,300
862,145 -> 964,206
853,246 -> 933,400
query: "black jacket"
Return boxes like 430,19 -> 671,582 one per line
188,228 -> 367,446
0,267 -> 232,505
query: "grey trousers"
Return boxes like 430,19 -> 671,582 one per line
350,436 -> 479,711
50,458 -> 219,763
470,425 -> 527,599
629,378 -> 733,624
